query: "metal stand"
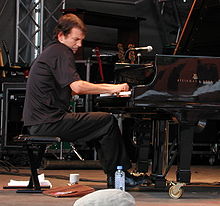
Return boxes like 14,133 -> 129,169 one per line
15,0 -> 66,63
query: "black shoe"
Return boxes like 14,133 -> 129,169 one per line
107,172 -> 150,189
125,172 -> 150,188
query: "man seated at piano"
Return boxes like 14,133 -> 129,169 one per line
22,13 -> 148,188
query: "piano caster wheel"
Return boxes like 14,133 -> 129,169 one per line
168,182 -> 185,199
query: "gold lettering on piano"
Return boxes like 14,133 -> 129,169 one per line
177,73 -> 214,85
192,73 -> 198,80
177,78 -> 213,84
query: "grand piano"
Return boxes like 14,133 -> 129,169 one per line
96,0 -> 220,188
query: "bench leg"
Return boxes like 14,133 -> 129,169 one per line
17,144 -> 47,193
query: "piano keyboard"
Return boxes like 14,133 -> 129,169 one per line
99,91 -> 131,97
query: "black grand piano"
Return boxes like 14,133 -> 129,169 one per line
96,0 -> 220,189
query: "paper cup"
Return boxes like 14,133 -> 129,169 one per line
69,174 -> 80,184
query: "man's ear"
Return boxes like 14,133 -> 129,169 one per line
57,32 -> 64,42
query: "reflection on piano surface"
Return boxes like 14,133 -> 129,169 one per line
134,54 -> 220,108
114,63 -> 155,86
96,0 -> 220,188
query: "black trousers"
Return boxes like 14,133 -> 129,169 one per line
29,112 -> 131,175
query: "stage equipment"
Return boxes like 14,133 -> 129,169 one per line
0,82 -> 26,148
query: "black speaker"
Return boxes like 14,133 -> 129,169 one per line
1,82 -> 26,148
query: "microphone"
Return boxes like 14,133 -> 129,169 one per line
129,45 -> 153,52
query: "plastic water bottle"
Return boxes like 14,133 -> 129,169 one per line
115,166 -> 125,191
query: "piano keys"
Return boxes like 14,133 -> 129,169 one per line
99,91 -> 131,98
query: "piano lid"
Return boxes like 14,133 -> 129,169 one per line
174,0 -> 220,56
134,54 -> 220,106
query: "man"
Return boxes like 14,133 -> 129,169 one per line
23,13 -> 146,188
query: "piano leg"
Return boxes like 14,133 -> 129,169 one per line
135,120 -> 151,173
151,119 -> 169,188
176,124 -> 194,183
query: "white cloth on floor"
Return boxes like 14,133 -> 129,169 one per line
8,173 -> 52,187
73,189 -> 135,206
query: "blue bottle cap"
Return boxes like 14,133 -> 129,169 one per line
117,166 -> 123,170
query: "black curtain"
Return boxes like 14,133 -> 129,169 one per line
0,0 -> 16,64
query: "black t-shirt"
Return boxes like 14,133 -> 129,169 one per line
23,41 -> 81,126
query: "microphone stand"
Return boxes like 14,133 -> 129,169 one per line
124,49 -> 131,61
124,49 -> 142,64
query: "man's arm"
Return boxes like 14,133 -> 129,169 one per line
70,80 -> 129,95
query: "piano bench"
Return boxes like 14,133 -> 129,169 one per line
13,134 -> 61,193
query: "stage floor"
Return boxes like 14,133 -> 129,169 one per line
1,164 -> 220,206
